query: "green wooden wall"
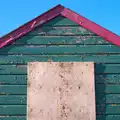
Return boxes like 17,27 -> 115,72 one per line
0,15 -> 120,120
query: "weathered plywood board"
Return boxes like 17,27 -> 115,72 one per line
27,62 -> 95,120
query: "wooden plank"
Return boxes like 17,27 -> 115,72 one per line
62,6 -> 120,47
95,64 -> 120,74
1,55 -> 120,64
0,45 -> 120,55
27,26 -> 95,36
0,104 -> 120,115
0,95 -> 26,105
96,74 -> 120,84
0,105 -> 26,115
0,75 -> 26,84
42,15 -> 78,26
96,94 -> 120,104
97,104 -> 120,114
96,84 -> 120,93
0,85 -> 26,95
0,116 -> 120,120
0,84 -> 120,95
13,36 -> 110,45
0,94 -> 120,105
0,65 -> 26,75
97,115 -> 120,120
0,64 -> 120,74
0,74 -> 120,85
27,62 -> 95,120
1,55 -> 120,65
0,116 -> 26,120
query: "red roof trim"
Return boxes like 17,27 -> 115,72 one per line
0,5 -> 64,48
61,8 -> 120,47
0,4 -> 120,48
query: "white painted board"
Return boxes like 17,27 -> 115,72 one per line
27,62 -> 95,120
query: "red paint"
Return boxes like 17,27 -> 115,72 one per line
61,8 -> 120,47
0,5 -> 64,48
0,4 -> 120,48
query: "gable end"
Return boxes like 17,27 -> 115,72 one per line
0,4 -> 120,48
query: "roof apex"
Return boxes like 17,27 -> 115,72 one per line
0,4 -> 120,48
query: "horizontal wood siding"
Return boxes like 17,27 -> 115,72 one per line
1,45 -> 120,55
1,84 -> 120,95
42,16 -> 79,26
13,36 -> 110,45
0,16 -> 120,120
1,94 -> 120,105
0,116 -> 120,120
26,26 -> 95,35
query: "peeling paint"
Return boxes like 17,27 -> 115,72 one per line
31,21 -> 37,28
16,65 -> 26,68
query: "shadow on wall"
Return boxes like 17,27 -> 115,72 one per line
95,63 -> 108,120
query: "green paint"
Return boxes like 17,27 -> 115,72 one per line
95,64 -> 120,74
27,26 -> 94,36
96,84 -> 120,93
0,116 -> 26,120
0,64 -> 120,74
96,94 -> 120,104
14,36 -> 109,45
0,74 -> 120,85
96,104 -> 120,114
96,74 -> 120,84
1,94 -> 120,105
0,84 -> 120,95
97,115 -> 120,120
0,95 -> 26,105
0,15 -> 120,118
0,45 -> 120,55
0,105 -> 26,115
42,15 -> 78,26
0,104 -> 120,115
0,75 -> 26,84
0,65 -> 26,74
0,55 -> 120,65
0,85 -> 26,95
0,116 -> 120,120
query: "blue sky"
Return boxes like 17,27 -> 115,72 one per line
0,0 -> 120,37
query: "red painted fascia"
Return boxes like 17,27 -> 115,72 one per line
61,8 -> 120,47
0,4 -> 120,48
0,5 -> 64,48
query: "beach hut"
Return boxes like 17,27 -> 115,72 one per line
0,4 -> 120,120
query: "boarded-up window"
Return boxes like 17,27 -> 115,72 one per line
27,62 -> 96,120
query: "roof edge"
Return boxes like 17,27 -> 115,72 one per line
0,4 -> 120,48
0,4 -> 64,48
61,8 -> 120,47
